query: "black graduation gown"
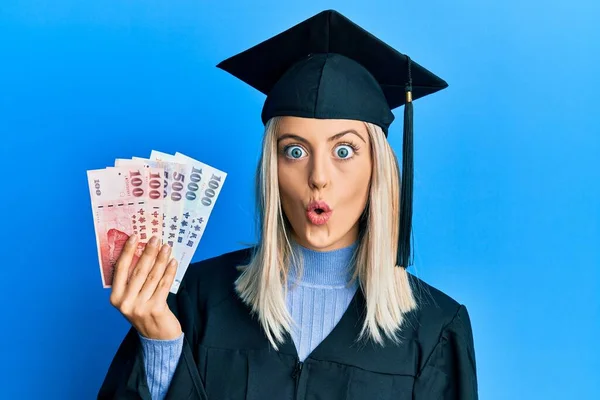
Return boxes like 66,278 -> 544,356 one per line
98,247 -> 478,399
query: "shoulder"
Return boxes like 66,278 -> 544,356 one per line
405,272 -> 474,350
408,272 -> 464,324
404,273 -> 478,379
177,246 -> 256,308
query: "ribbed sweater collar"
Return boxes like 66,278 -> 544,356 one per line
288,238 -> 358,288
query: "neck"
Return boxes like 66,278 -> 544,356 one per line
288,238 -> 359,288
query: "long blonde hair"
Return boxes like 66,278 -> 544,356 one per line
234,116 -> 418,349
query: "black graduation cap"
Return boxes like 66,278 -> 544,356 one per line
217,9 -> 448,269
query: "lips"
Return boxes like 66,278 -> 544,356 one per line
306,200 -> 333,225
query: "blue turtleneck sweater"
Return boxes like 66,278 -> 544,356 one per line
139,240 -> 358,399
286,239 -> 359,361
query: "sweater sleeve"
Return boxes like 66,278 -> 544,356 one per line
97,277 -> 209,400
138,332 -> 184,400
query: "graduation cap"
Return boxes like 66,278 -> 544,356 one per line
217,9 -> 448,269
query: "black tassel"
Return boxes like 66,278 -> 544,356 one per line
397,58 -> 414,269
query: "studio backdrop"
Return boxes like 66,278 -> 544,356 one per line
1,1 -> 599,399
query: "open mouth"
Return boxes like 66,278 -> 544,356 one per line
306,201 -> 332,225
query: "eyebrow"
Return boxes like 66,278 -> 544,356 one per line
277,129 -> 366,144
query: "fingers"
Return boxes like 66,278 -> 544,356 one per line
122,235 -> 162,299
107,234 -> 181,340
151,258 -> 178,303
138,243 -> 173,302
110,234 -> 139,304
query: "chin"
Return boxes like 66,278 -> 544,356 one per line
304,235 -> 334,251
294,227 -> 347,252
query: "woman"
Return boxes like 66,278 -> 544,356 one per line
98,10 -> 478,400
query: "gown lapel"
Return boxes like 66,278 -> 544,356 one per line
277,288 -> 366,361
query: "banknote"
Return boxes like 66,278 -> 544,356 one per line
87,166 -> 164,287
88,150 -> 226,294
172,152 -> 227,292
131,156 -> 186,249
149,150 -> 199,292
113,161 -> 165,241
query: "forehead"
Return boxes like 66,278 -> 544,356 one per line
276,116 -> 368,139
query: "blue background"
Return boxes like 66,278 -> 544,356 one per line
1,1 -> 598,398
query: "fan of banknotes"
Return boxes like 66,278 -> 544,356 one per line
86,150 -> 227,294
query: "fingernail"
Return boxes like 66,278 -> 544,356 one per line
129,234 -> 138,243
161,244 -> 169,254
149,236 -> 158,246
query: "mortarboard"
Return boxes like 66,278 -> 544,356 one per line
217,9 -> 448,269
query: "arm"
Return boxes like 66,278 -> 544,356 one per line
97,235 -> 209,399
97,285 -> 209,400
139,332 -> 184,400
413,305 -> 479,400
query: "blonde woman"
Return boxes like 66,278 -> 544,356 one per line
99,10 -> 478,400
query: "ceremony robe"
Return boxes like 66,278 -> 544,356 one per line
98,247 -> 478,399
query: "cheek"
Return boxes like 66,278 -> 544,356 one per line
277,162 -> 303,214
349,174 -> 370,207
277,161 -> 293,196
342,161 -> 371,203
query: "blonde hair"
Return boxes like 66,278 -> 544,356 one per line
234,116 -> 418,349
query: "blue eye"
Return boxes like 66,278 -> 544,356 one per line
335,145 -> 354,159
285,145 -> 306,159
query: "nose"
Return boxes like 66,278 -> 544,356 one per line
308,150 -> 330,190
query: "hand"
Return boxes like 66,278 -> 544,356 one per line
109,234 -> 182,340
